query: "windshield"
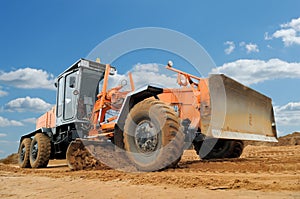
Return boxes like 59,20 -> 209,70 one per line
77,68 -> 103,120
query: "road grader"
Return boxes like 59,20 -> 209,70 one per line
18,58 -> 277,171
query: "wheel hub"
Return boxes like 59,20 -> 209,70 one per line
31,142 -> 38,161
20,146 -> 25,161
134,120 -> 158,153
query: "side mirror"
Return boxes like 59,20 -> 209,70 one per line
120,79 -> 127,87
69,76 -> 76,88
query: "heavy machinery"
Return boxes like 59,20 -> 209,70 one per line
18,58 -> 277,171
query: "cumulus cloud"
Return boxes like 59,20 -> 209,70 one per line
22,117 -> 37,124
0,133 -> 7,137
281,17 -> 300,30
0,140 -> 18,144
0,67 -> 56,90
266,17 -> 300,46
211,58 -> 300,85
108,63 -> 178,89
0,89 -> 8,97
224,41 -> 235,55
240,42 -> 259,53
273,29 -> 300,46
131,63 -> 178,88
4,96 -> 53,113
264,32 -> 272,40
245,43 -> 259,53
0,116 -> 23,127
274,102 -> 300,126
134,63 -> 160,72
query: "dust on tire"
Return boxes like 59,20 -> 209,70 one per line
18,138 -> 32,168
29,133 -> 51,168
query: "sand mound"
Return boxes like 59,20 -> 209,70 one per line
277,132 -> 300,145
0,153 -> 18,164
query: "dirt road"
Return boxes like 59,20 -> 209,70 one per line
1,145 -> 300,199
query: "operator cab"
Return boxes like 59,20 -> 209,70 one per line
54,58 -> 111,127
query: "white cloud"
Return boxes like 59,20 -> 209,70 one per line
134,63 -> 160,72
0,86 -> 8,97
224,41 -> 235,55
0,150 -> 4,154
0,140 -> 18,144
211,58 -> 300,85
0,90 -> 8,97
0,133 -> 7,137
22,117 -> 36,124
0,116 -> 23,127
131,63 -> 178,88
280,17 -> 300,31
108,63 -> 178,89
267,17 -> 300,46
4,96 -> 52,113
245,43 -> 259,53
274,102 -> 300,126
264,32 -> 272,40
273,29 -> 300,46
240,42 -> 259,53
0,67 -> 56,90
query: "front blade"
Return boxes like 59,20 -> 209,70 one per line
201,74 -> 277,142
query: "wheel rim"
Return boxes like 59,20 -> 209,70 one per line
20,145 -> 26,162
31,140 -> 38,161
134,120 -> 159,153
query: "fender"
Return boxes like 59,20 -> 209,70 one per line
116,85 -> 163,132
19,127 -> 53,143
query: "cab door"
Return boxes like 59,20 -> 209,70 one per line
64,71 -> 78,120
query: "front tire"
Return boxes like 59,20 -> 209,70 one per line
29,133 -> 51,168
18,138 -> 32,168
124,98 -> 184,171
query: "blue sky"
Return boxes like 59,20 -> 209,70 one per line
0,0 -> 300,158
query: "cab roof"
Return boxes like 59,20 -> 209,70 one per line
56,58 -> 108,79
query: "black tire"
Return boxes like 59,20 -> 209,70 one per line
124,98 -> 184,171
18,138 -> 32,168
194,139 -> 244,160
228,140 -> 244,158
29,133 -> 51,168
192,140 -> 201,155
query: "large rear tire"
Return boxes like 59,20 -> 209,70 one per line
18,138 -> 32,168
194,139 -> 244,160
29,133 -> 51,168
124,98 -> 184,171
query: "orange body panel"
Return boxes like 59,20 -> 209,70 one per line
36,106 -> 56,129
159,79 -> 210,130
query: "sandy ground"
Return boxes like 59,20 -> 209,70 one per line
0,145 -> 300,199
